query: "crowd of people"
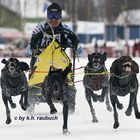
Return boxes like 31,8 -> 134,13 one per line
114,37 -> 140,57
0,2 -> 140,58
1,36 -> 140,58
78,38 -> 140,58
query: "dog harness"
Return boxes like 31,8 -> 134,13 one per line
1,69 -> 28,96
110,73 -> 138,96
84,64 -> 108,91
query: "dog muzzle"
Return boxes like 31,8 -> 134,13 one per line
93,61 -> 100,69
122,62 -> 131,72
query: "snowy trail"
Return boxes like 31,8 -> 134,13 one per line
0,57 -> 140,140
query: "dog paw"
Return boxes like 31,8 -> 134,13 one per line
63,129 -> 70,135
92,94 -> 98,102
92,117 -> 98,123
21,106 -> 27,111
106,104 -> 112,112
117,103 -> 123,110
11,103 -> 16,108
125,109 -> 132,116
21,103 -> 29,111
50,108 -> 57,114
68,105 -> 75,114
113,121 -> 119,129
69,109 -> 75,114
135,112 -> 140,119
98,95 -> 104,102
6,118 -> 11,124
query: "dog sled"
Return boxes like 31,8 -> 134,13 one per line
28,27 -> 78,113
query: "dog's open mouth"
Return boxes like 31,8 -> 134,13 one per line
9,67 -> 15,70
9,63 -> 16,70
9,66 -> 18,76
122,62 -> 131,72
93,61 -> 100,69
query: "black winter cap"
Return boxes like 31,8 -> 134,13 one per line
47,3 -> 62,13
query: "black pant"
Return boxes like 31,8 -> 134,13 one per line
29,56 -> 37,79
30,56 -> 37,70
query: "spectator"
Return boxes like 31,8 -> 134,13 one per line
77,46 -> 83,57
101,42 -> 107,53
124,41 -> 130,56
114,37 -> 124,57
94,41 -> 98,52
132,39 -> 140,57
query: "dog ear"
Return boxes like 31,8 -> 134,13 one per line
102,52 -> 107,62
88,53 -> 94,64
88,54 -> 91,63
1,59 -> 8,65
110,59 -> 119,75
20,62 -> 30,71
131,60 -> 139,73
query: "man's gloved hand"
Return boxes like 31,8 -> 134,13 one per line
30,32 -> 43,49
68,32 -> 79,49
31,44 -> 37,50
68,72 -> 75,82
32,47 -> 41,56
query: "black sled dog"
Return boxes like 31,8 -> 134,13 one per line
42,65 -> 71,135
1,58 -> 29,124
83,52 -> 112,123
110,56 -> 140,129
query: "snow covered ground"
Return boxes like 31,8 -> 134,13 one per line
0,57 -> 140,140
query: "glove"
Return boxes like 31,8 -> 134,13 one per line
32,47 -> 41,56
30,32 -> 43,50
68,72 -> 74,82
68,31 -> 79,48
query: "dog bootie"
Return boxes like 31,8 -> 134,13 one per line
50,107 -> 57,114
10,103 -> 17,108
63,129 -> 70,135
92,94 -> 98,102
98,95 -> 105,102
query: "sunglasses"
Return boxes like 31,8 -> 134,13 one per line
47,11 -> 61,20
